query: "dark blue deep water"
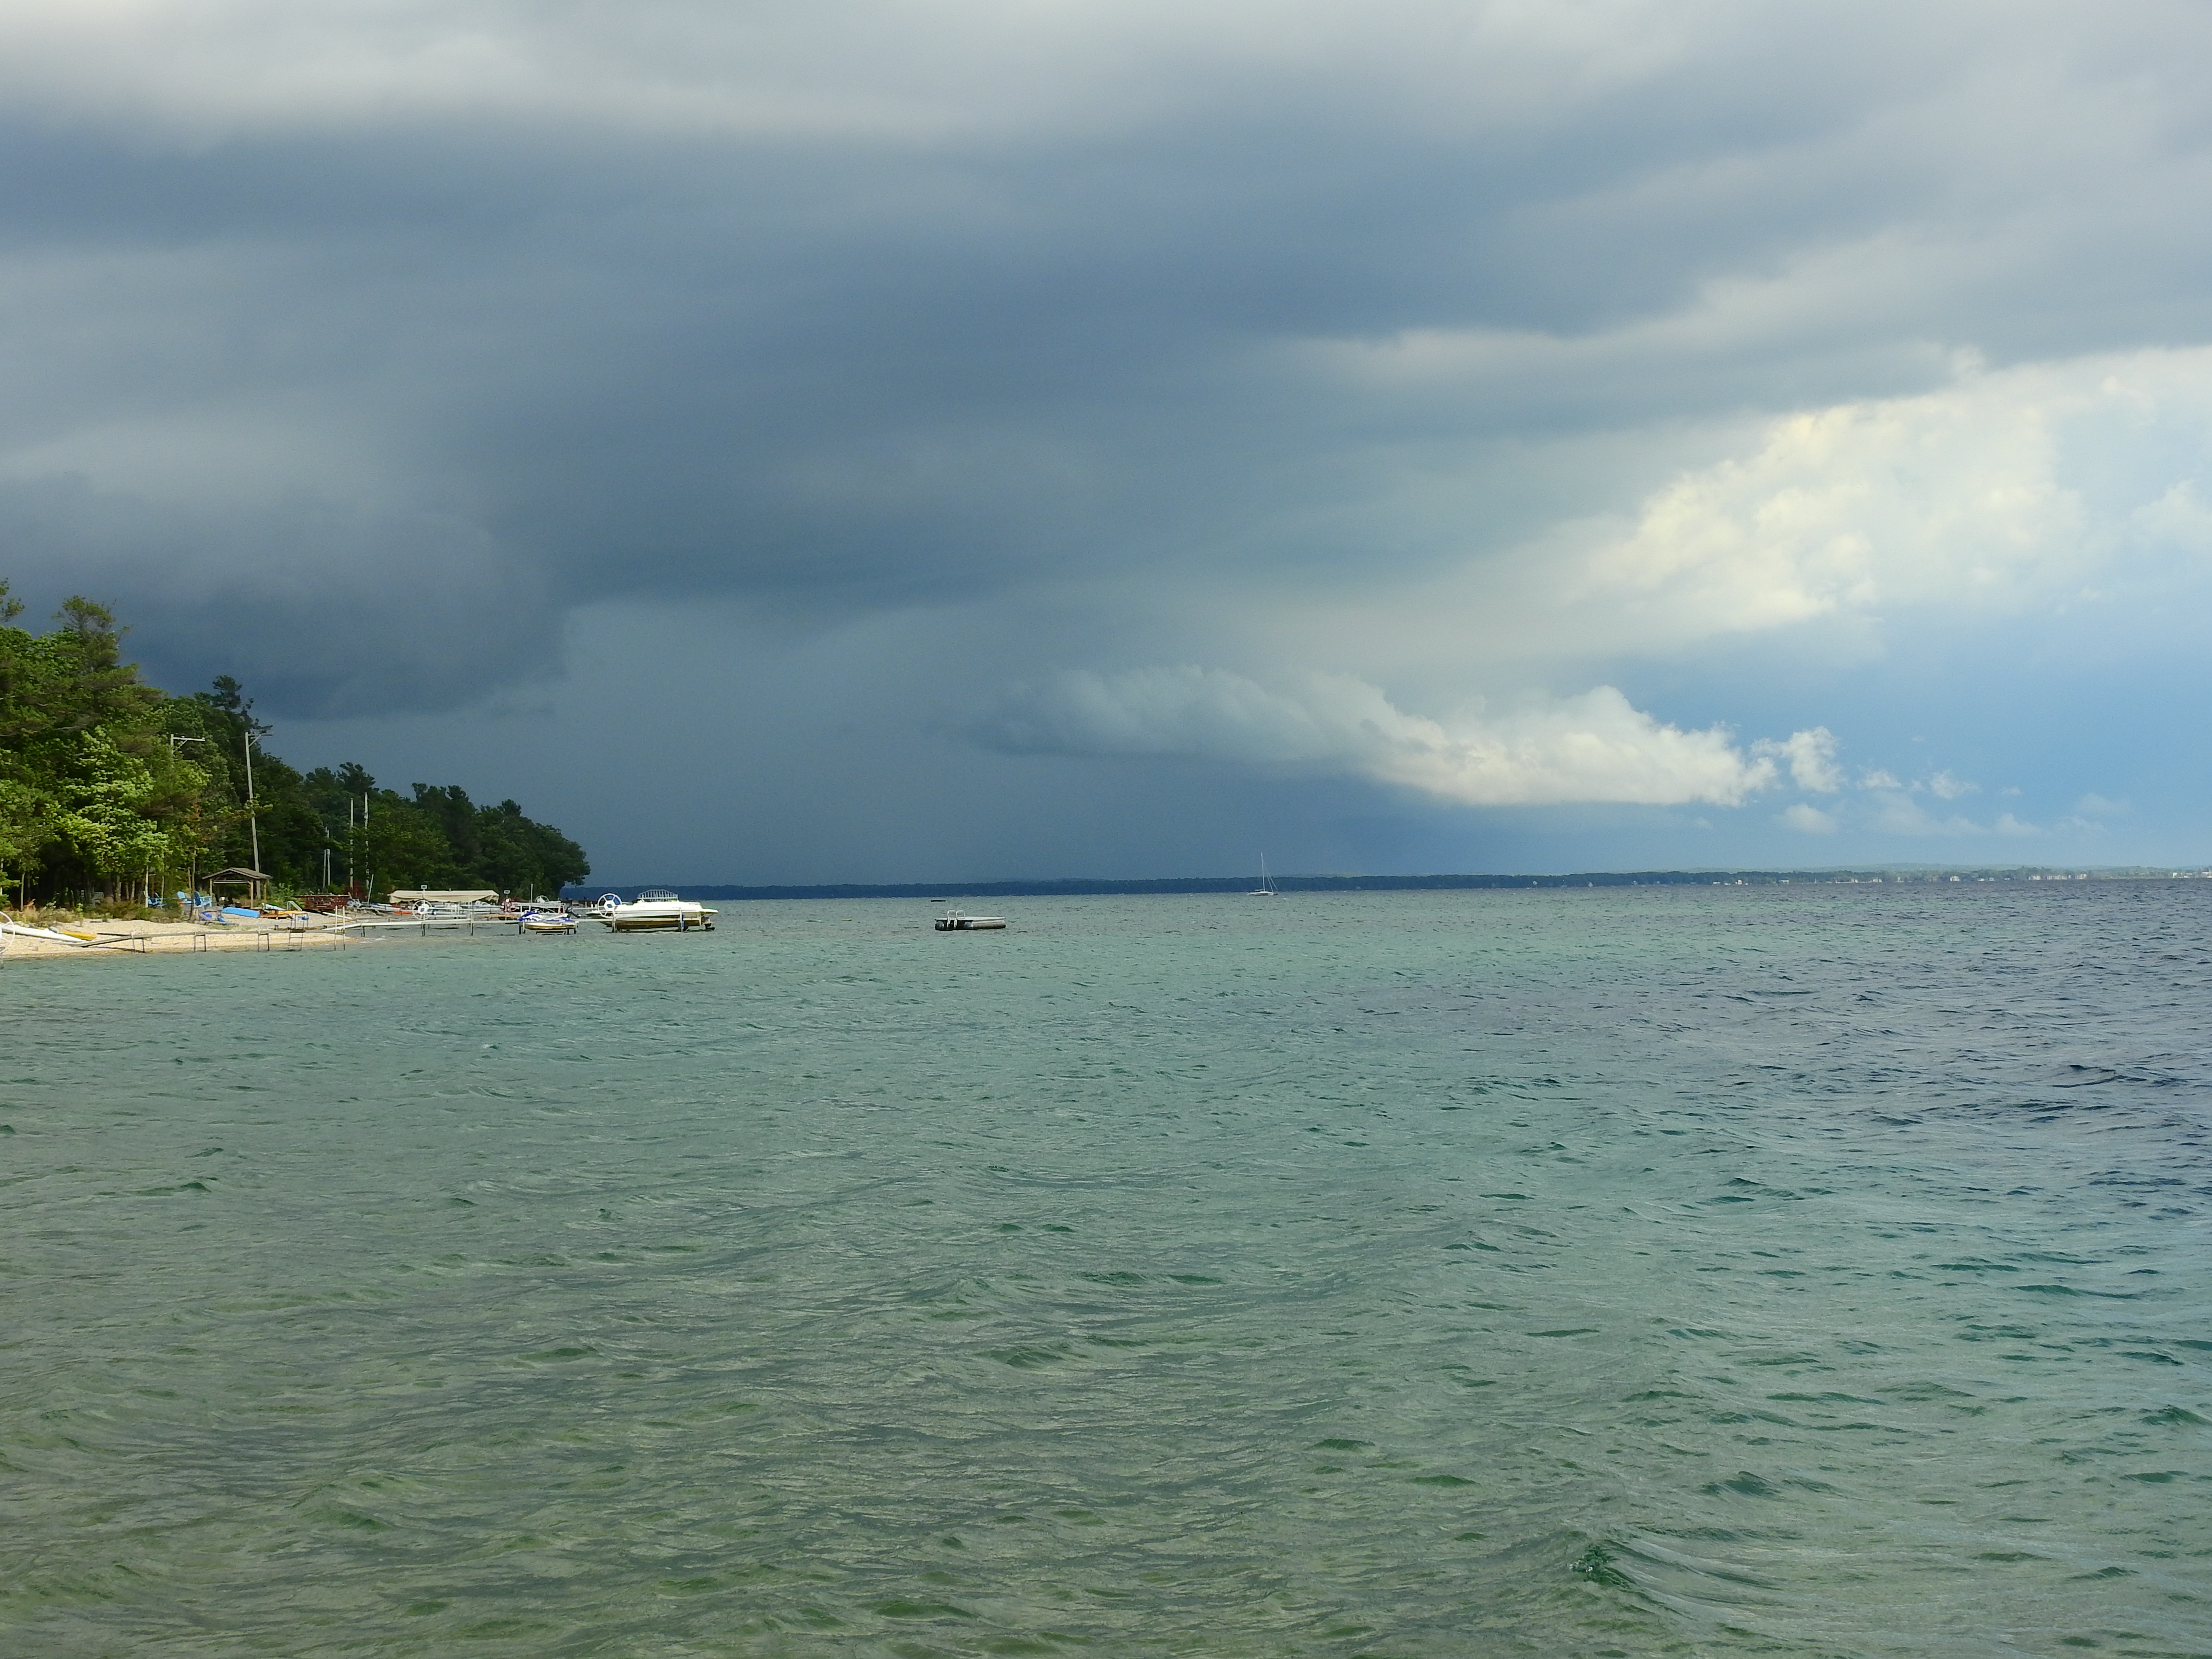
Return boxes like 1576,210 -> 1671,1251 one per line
3,885 -> 2207,1656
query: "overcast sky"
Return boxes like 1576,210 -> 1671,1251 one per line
8,0 -> 2212,880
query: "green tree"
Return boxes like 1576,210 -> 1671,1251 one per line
0,583 -> 48,895
360,793 -> 467,895
0,592 -> 191,902
0,581 -> 591,905
50,726 -> 208,898
474,797 -> 591,897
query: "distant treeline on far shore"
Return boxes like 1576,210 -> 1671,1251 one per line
0,585 -> 589,908
578,866 -> 2212,902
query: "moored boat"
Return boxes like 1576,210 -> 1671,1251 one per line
934,911 -> 1006,930
592,890 -> 717,932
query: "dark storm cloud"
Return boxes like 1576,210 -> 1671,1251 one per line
4,0 -> 2212,732
0,473 -> 552,713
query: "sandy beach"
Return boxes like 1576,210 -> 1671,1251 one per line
1,917 -> 358,962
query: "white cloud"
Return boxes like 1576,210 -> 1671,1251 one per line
1780,803 -> 1837,833
1284,342 -> 2212,692
1860,789 -> 2040,838
1926,769 -> 1975,800
1400,347 -> 2212,660
1860,768 -> 1902,790
1755,726 -> 1843,792
1573,359 -> 2091,633
978,666 -> 1788,807
2073,792 -> 2130,816
2130,482 -> 2212,557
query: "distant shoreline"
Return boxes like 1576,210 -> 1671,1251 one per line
572,866 -> 2212,902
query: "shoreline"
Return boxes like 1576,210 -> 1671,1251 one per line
2,916 -> 358,962
3,909 -> 579,962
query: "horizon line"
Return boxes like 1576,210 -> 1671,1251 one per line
566,863 -> 2212,901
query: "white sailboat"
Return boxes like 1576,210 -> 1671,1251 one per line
1248,856 -> 1278,896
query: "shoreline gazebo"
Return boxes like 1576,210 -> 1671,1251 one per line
205,866 -> 271,907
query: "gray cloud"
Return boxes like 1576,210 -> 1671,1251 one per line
7,2 -> 2212,872
7,10 -> 2210,654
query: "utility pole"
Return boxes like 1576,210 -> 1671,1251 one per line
243,729 -> 260,878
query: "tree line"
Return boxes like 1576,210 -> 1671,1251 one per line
0,585 -> 590,907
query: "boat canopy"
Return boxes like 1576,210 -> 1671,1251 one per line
388,889 -> 499,904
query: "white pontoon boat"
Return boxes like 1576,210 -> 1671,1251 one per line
592,890 -> 717,932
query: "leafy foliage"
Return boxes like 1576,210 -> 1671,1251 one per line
0,586 -> 588,904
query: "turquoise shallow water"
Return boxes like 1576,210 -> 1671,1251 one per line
2,887 -> 2208,1657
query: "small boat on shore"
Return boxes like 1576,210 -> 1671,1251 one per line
0,914 -> 97,947
934,911 -> 1006,931
592,890 -> 717,932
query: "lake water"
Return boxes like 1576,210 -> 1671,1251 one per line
3,886 -> 2207,1657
